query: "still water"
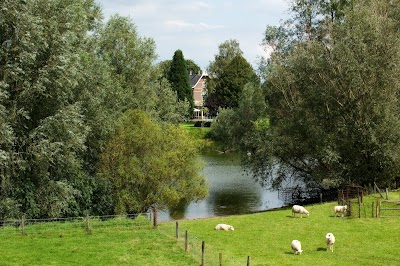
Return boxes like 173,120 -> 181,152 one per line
159,151 -> 285,221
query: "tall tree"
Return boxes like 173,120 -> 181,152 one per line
208,39 -> 243,77
98,109 -> 208,225
97,15 -> 158,113
248,0 -> 400,189
0,0 -> 196,219
186,59 -> 201,75
158,59 -> 201,78
0,0 -> 104,218
167,50 -> 193,117
214,54 -> 257,109
205,40 -> 257,115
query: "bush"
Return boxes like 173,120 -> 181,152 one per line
194,121 -> 212,127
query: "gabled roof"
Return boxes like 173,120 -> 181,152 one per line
189,70 -> 209,88
189,74 -> 202,87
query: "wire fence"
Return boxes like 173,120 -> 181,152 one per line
0,213 -> 152,236
158,221 -> 248,266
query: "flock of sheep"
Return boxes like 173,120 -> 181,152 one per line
290,204 -> 347,254
215,204 -> 348,255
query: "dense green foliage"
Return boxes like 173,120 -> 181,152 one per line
205,39 -> 251,115
158,59 -> 201,79
98,110 -> 207,215
213,54 -> 257,109
209,83 -> 268,153
239,0 -> 400,189
0,0 -> 197,219
167,50 -> 194,117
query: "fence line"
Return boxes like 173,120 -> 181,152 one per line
0,212 -> 152,236
159,221 -> 251,266
378,200 -> 400,218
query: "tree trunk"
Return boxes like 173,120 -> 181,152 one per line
153,206 -> 158,228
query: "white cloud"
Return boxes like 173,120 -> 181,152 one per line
164,19 -> 224,31
199,22 -> 224,30
95,0 -> 289,69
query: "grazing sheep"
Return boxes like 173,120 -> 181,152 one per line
214,224 -> 234,231
291,240 -> 303,255
325,233 -> 335,252
292,205 -> 310,218
334,205 -> 347,217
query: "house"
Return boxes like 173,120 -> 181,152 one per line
189,70 -> 209,121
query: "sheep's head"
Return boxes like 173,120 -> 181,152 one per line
230,226 -> 235,231
343,205 -> 347,210
325,233 -> 335,243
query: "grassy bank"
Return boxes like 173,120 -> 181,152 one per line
180,122 -> 213,150
1,193 -> 399,265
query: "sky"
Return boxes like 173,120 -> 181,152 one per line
95,0 -> 290,70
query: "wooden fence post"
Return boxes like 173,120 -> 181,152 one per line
348,200 -> 352,216
320,193 -> 322,204
86,214 -> 92,234
185,230 -> 188,252
201,241 -> 205,266
358,196 -> 361,218
247,256 -> 251,266
385,188 -> 389,200
376,199 -> 379,218
175,221 -> 179,239
21,215 -> 25,236
219,253 -> 222,266
153,206 -> 158,228
372,202 -> 374,218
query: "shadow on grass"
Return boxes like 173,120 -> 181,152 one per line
317,247 -> 327,251
284,252 -> 296,255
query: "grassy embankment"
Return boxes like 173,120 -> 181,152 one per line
1,192 -> 399,265
179,122 -> 213,150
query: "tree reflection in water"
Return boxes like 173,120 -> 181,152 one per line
159,151 -> 284,221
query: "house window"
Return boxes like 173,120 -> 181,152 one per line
202,81 -> 206,88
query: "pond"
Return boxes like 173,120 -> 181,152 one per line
159,151 -> 286,221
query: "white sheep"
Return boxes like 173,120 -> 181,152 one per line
291,240 -> 303,255
325,233 -> 335,252
214,224 -> 234,231
292,205 -> 309,218
334,205 -> 347,217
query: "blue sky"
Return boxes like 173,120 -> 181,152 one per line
95,0 -> 290,69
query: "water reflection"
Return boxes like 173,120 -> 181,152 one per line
168,201 -> 188,220
160,151 -> 285,221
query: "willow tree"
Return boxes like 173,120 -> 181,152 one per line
0,0 -> 106,218
98,110 -> 208,226
246,0 -> 400,189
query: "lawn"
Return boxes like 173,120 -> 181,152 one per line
159,192 -> 400,266
0,217 -> 197,266
1,193 -> 399,265
179,122 -> 213,150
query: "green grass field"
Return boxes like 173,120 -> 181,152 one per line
1,193 -> 399,265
